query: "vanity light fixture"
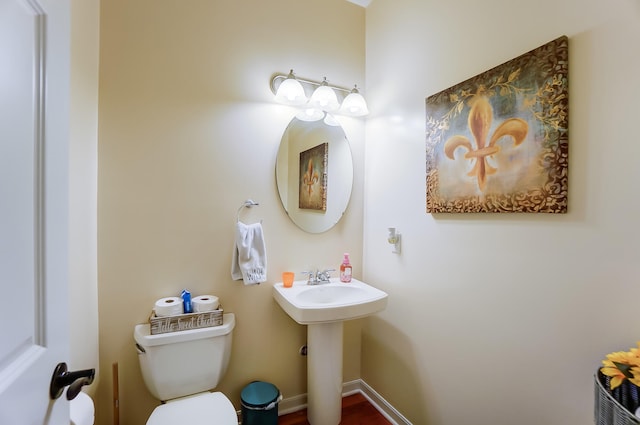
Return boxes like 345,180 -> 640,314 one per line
270,69 -> 368,118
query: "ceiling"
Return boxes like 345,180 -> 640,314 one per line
345,0 -> 372,7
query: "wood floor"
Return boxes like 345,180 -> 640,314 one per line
278,393 -> 392,425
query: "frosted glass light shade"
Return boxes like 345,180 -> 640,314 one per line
340,88 -> 369,116
275,74 -> 307,106
296,108 -> 325,122
323,113 -> 341,127
309,83 -> 340,112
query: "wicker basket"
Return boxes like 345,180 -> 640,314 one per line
595,371 -> 640,425
149,307 -> 223,335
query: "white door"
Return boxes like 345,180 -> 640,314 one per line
0,0 -> 71,423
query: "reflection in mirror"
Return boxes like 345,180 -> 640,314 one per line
275,114 -> 353,233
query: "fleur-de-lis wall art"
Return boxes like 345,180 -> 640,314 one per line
425,35 -> 568,213
444,96 -> 529,192
302,159 -> 320,196
298,142 -> 328,211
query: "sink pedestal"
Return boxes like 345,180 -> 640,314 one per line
307,321 -> 343,425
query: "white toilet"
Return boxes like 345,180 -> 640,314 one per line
134,313 -> 238,425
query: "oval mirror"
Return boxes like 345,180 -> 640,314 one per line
275,114 -> 353,233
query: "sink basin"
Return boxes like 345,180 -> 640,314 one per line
273,278 -> 388,324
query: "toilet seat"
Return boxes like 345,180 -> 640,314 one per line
146,392 -> 237,425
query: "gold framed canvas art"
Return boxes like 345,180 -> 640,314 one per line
299,142 -> 328,211
425,36 -> 569,213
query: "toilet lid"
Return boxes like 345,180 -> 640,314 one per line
146,392 -> 237,425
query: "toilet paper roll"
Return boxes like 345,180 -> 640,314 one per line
154,297 -> 183,317
192,295 -> 220,312
70,392 -> 94,425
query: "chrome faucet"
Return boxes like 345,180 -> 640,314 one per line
302,268 -> 335,285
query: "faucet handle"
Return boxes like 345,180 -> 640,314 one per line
301,270 -> 317,283
318,269 -> 335,282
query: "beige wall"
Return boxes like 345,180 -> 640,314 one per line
69,0 -> 100,397
363,0 -> 640,424
96,1 -> 365,424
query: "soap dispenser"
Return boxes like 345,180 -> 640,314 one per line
340,253 -> 352,283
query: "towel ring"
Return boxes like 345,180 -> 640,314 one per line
237,199 -> 259,222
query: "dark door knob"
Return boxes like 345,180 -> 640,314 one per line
49,362 -> 95,400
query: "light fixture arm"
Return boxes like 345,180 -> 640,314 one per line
270,72 -> 354,98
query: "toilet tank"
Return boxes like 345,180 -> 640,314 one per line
134,313 -> 235,401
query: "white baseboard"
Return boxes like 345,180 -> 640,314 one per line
277,392 -> 308,415
277,379 -> 412,425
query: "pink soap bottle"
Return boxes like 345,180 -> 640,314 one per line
340,253 -> 352,283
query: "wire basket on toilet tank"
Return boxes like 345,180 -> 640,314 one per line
595,342 -> 640,425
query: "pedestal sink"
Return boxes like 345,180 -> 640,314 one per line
273,279 -> 388,425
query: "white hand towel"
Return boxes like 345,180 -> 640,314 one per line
231,221 -> 267,285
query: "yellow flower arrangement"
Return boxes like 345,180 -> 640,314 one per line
601,342 -> 640,390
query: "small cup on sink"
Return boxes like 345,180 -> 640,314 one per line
282,272 -> 295,288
